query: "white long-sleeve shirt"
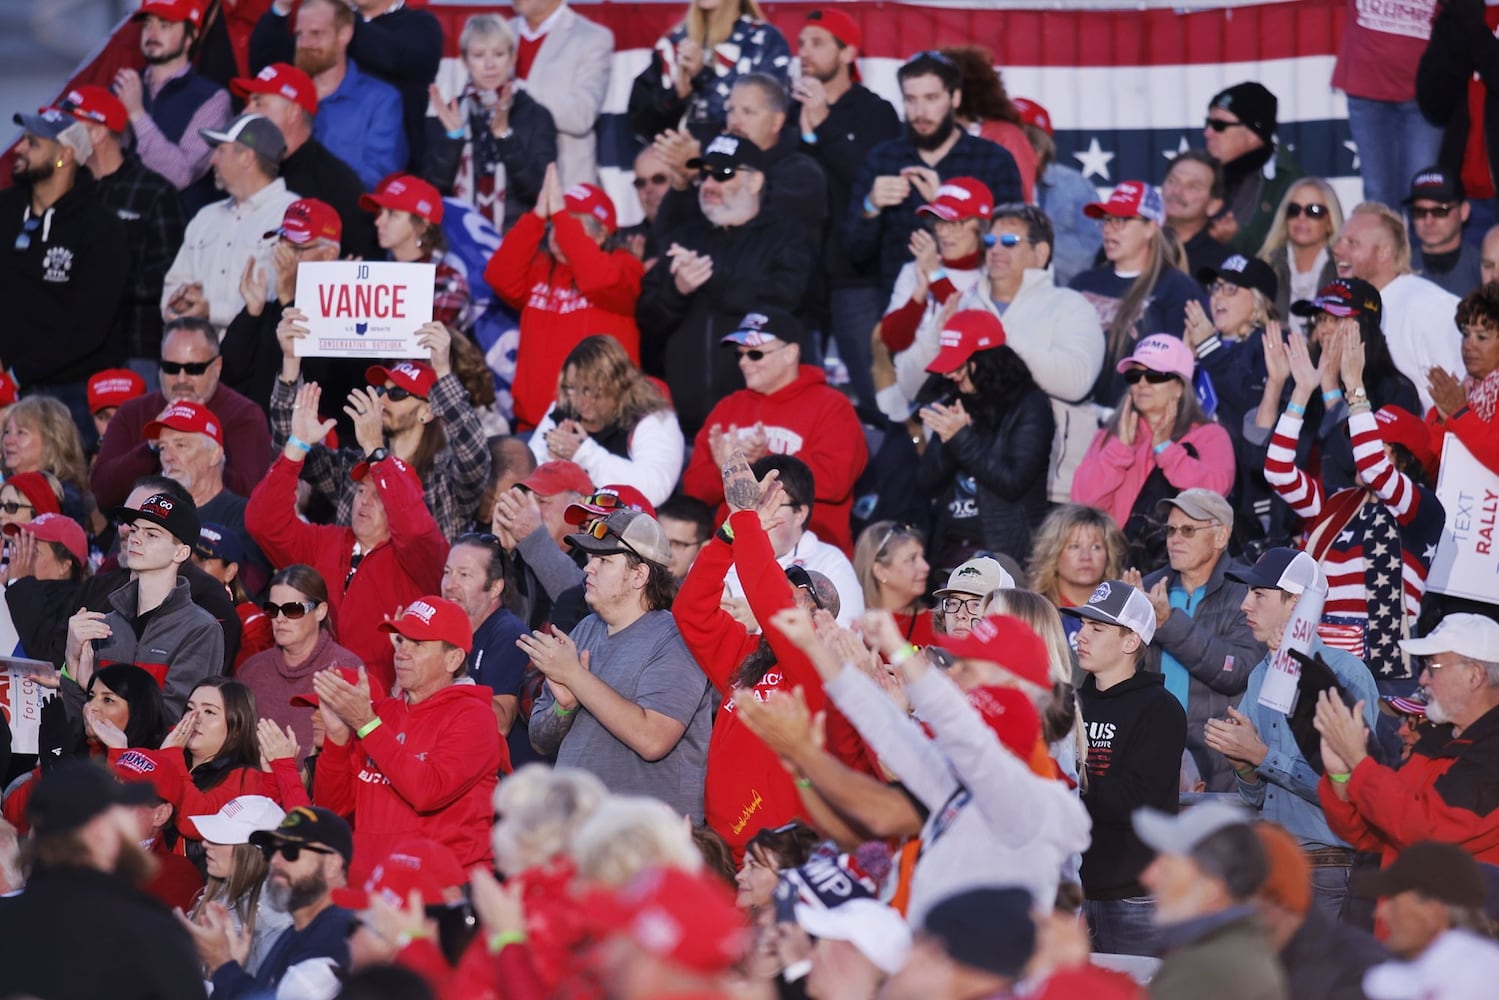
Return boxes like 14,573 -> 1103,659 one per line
1378,272 -> 1464,413
527,405 -> 685,506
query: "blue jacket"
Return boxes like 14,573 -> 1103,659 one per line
210,904 -> 351,1000
312,59 -> 408,190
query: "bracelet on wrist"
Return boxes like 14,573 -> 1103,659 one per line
888,643 -> 920,666
1152,440 -> 1170,455
487,931 -> 526,954
1322,388 -> 1344,405
1329,771 -> 1352,784
863,196 -> 877,215
716,523 -> 735,544
445,126 -> 465,140
794,777 -> 813,789
801,130 -> 818,144
554,702 -> 578,718
1285,401 -> 1306,417
286,434 -> 312,453
1452,405 -> 1471,421
355,717 -> 382,739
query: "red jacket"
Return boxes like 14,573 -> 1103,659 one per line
680,367 -> 868,555
1318,704 -> 1499,867
1428,406 -> 1499,477
145,836 -> 204,912
313,682 -> 506,883
246,453 -> 448,693
484,211 -> 644,430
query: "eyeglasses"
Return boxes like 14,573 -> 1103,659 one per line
1162,521 -> 1219,538
667,536 -> 705,552
737,342 -> 791,362
940,596 -> 983,616
1122,368 -> 1177,385
13,216 -> 41,252
1410,204 -> 1457,220
1209,280 -> 1243,297
1285,202 -> 1329,220
454,531 -> 502,550
372,385 -> 420,402
259,841 -> 336,863
990,232 -> 1035,248
261,599 -> 319,620
0,501 -> 34,515
160,358 -> 218,376
633,172 -> 669,189
699,166 -> 739,183
1204,117 -> 1242,132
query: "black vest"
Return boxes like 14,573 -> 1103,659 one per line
140,68 -> 226,215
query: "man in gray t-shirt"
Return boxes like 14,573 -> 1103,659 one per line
521,508 -> 714,821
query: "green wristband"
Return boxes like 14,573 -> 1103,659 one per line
356,717 -> 382,739
487,930 -> 526,954
554,702 -> 578,718
1329,771 -> 1352,784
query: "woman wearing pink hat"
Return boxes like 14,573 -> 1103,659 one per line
1072,333 -> 1235,567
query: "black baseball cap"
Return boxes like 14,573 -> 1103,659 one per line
686,133 -> 767,173
720,308 -> 805,348
28,757 -> 156,836
113,492 -> 200,547
1353,841 -> 1485,908
1224,546 -> 1321,595
249,805 -> 354,865
1404,166 -> 1465,206
1290,277 -> 1382,320
1057,579 -> 1157,644
922,887 -> 1036,979
1197,253 -> 1278,301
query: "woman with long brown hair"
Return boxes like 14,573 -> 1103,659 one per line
162,677 -> 270,846
942,46 -> 1038,203
188,795 -> 293,976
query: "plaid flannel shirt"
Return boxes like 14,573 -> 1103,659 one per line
95,153 -> 186,359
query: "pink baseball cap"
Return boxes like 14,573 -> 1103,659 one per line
1115,334 -> 1195,381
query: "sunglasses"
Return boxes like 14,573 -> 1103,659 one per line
1123,368 -> 1177,385
160,358 -> 217,376
991,232 -> 1034,248
699,166 -> 738,183
785,565 -> 825,610
0,501 -> 34,515
579,492 -> 629,513
1285,202 -> 1329,220
904,49 -> 956,68
1163,521 -> 1219,538
260,841 -> 336,863
261,599 -> 319,620
940,596 -> 983,616
1204,117 -> 1241,132
1410,204 -> 1457,220
13,216 -> 40,252
872,522 -> 915,562
633,172 -> 669,189
737,342 -> 791,363
372,385 -> 420,402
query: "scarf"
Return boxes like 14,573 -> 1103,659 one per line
271,628 -> 338,683
462,84 -> 508,229
1465,366 -> 1499,421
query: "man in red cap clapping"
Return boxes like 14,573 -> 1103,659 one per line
311,597 -> 506,881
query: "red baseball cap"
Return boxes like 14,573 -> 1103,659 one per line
349,452 -> 422,489
88,368 -> 147,414
132,0 -> 203,26
4,511 -> 87,566
915,177 -> 994,223
564,183 -> 617,234
232,62 -> 318,117
332,837 -> 466,909
289,665 -> 388,708
1375,405 -> 1438,481
378,596 -> 474,654
925,310 -> 1007,374
1012,97 -> 1052,136
112,747 -> 188,805
0,372 -> 16,408
365,360 -> 436,399
1084,180 -> 1166,226
144,400 -> 224,447
590,867 -> 751,975
359,174 -> 444,225
518,460 -> 592,498
941,615 -> 1052,689
564,484 -> 657,525
266,198 -> 342,246
3,471 -> 61,517
965,684 -> 1042,761
58,85 -> 128,133
802,9 -> 862,81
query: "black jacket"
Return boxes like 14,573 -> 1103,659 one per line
0,864 -> 207,1000
94,152 -> 184,361
636,210 -> 813,435
6,576 -> 84,667
1279,906 -> 1387,1000
916,386 -> 1054,563
281,137 -> 377,260
0,173 -> 129,385
655,141 -> 829,248
1418,0 -> 1499,192
422,89 -> 557,233
1078,669 -> 1187,898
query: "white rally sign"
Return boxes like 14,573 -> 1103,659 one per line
1427,433 -> 1499,604
293,260 -> 434,359
1257,570 -> 1328,715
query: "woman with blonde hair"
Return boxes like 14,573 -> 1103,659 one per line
853,520 -> 934,646
1026,504 -> 1127,646
490,763 -> 608,878
4,397 -> 89,509
1257,177 -> 1343,332
570,795 -> 705,887
627,0 -> 791,142
526,335 -> 685,504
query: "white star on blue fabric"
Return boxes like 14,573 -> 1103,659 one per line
1074,137 -> 1115,181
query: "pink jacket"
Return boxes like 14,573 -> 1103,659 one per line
1070,420 -> 1235,526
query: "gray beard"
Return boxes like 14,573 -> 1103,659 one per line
266,867 -> 327,914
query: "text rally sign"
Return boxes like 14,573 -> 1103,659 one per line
1427,433 -> 1499,604
294,260 -> 434,359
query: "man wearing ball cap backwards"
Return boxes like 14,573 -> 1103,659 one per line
523,507 -> 715,822
309,596 -> 505,883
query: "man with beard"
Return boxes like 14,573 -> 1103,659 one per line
0,108 -> 129,435
1316,613 -> 1499,867
116,0 -> 233,216
846,50 -> 1024,299
637,134 -> 813,435
0,758 -> 208,1000
160,112 -> 299,329
181,805 -> 354,1000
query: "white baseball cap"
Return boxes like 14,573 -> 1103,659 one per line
1132,800 -> 1252,857
1059,579 -> 1157,644
190,795 -> 286,845
1399,614 -> 1499,663
934,556 -> 1015,599
795,899 -> 912,975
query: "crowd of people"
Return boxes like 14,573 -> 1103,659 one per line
1,0 -> 1499,998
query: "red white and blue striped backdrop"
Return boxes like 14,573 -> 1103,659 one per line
31,0 -> 1362,225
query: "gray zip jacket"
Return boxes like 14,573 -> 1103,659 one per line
95,576 -> 224,721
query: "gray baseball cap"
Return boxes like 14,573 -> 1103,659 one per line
200,112 -> 286,159
1133,800 -> 1252,857
1156,488 -> 1234,529
567,508 -> 671,567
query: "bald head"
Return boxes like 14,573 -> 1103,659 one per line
1482,224 -> 1499,287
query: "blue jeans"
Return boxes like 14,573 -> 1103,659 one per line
1085,895 -> 1161,957
1346,96 -> 1444,211
1310,856 -> 1352,924
829,285 -> 884,413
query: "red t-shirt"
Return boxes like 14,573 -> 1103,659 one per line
1332,0 -> 1439,103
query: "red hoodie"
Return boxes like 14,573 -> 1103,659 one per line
484,211 -> 644,430
313,682 -> 506,883
680,367 -> 867,556
246,454 -> 448,693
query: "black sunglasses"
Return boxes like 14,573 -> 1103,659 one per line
1410,204 -> 1457,220
372,385 -> 420,402
160,358 -> 218,376
1204,117 -> 1241,132
260,841 -> 335,863
633,172 -> 669,189
1285,202 -> 1329,220
0,501 -> 34,515
13,216 -> 41,252
699,165 -> 738,183
737,343 -> 790,362
904,49 -> 956,68
872,522 -> 915,562
785,565 -> 825,610
1123,368 -> 1177,385
261,599 -> 318,620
